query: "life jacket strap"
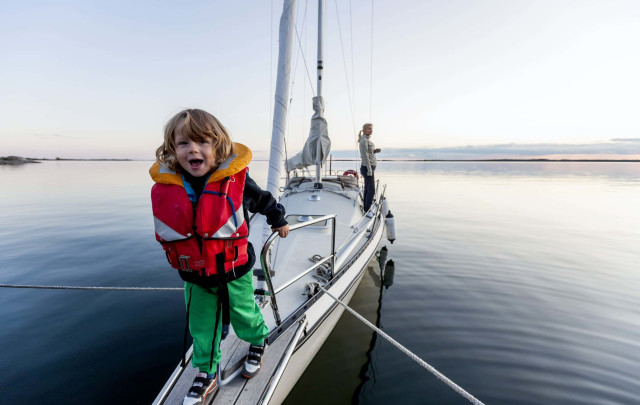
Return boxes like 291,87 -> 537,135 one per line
166,253 -> 210,273
219,281 -> 231,328
182,284 -> 194,368
224,241 -> 235,263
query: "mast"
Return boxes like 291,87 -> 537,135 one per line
316,0 -> 324,98
315,0 -> 324,187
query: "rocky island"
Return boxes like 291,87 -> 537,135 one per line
0,156 -> 41,165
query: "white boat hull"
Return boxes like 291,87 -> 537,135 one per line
261,196 -> 386,404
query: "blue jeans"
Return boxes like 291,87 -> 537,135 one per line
360,165 -> 376,211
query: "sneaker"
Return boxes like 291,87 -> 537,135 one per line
366,211 -> 374,218
242,342 -> 266,379
183,372 -> 218,405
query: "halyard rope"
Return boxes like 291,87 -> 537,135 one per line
317,284 -> 486,405
0,284 -> 182,292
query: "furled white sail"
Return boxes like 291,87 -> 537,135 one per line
285,96 -> 331,171
266,0 -> 297,199
261,0 -> 298,248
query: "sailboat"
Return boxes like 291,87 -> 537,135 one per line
153,1 -> 394,403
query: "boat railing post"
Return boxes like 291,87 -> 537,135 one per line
260,232 -> 282,325
261,214 -> 337,325
330,216 -> 336,278
379,184 -> 387,206
372,185 -> 387,230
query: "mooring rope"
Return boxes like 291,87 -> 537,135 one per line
317,284 -> 486,405
0,283 -> 182,292
1,279 -> 484,404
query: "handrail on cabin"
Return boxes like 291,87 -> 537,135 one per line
259,214 -> 337,325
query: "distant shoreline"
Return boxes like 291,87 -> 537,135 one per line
339,158 -> 640,162
327,158 -> 640,163
0,156 -> 41,165
2,156 -> 639,165
0,156 -> 134,165
37,158 -> 134,161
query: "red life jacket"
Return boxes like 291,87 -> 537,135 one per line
150,144 -> 253,277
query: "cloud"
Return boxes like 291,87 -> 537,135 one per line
31,133 -> 66,138
332,140 -> 640,160
610,138 -> 640,142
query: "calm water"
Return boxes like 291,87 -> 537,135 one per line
1,161 -> 639,404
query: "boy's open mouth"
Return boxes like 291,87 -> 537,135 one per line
188,159 -> 204,169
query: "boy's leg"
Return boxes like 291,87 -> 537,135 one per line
228,271 -> 269,379
227,271 -> 269,344
185,282 -> 223,375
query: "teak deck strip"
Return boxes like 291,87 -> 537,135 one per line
160,325 -> 297,404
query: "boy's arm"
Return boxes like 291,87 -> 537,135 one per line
244,173 -> 288,229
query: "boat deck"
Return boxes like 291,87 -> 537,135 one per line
156,324 -> 298,404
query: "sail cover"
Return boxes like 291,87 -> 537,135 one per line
286,96 -> 331,171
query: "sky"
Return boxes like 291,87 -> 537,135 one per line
1,0 -> 640,160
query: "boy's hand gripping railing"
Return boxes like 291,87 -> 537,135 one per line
260,214 -> 337,325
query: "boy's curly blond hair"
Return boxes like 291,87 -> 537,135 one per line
156,109 -> 234,171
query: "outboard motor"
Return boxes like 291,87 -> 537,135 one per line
385,210 -> 396,244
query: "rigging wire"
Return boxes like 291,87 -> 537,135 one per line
334,0 -> 357,137
349,0 -> 356,128
289,0 -> 310,148
350,0 -> 359,170
302,0 -> 309,146
293,23 -> 316,99
301,7 -> 305,147
286,0 -> 303,163
369,0 -> 374,121
269,0 -> 274,138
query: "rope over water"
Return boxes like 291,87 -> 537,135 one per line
317,284 -> 486,405
1,281 -> 484,403
0,284 -> 182,292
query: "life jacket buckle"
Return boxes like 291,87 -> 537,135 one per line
179,255 -> 192,272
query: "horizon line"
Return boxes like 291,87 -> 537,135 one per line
5,157 -> 639,163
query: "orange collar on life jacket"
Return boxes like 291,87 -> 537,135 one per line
149,142 -> 252,187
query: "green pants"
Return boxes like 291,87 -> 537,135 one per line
185,271 -> 269,374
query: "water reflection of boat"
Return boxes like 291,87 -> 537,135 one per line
282,246 -> 394,404
354,248 -> 394,402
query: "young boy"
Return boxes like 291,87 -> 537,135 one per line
150,109 -> 289,405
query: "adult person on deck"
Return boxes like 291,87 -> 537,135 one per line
358,123 -> 381,215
